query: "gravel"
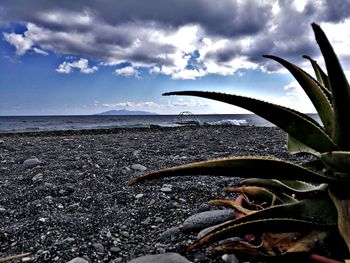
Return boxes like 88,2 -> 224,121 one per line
0,126 -> 312,262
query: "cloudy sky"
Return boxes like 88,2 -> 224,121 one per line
1,0 -> 350,115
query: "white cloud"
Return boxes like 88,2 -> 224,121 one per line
56,58 -> 98,74
269,81 -> 316,113
33,47 -> 48,55
115,66 -> 138,77
3,32 -> 33,55
98,98 -> 209,110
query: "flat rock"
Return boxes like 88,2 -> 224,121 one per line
23,157 -> 41,167
131,164 -> 147,172
128,253 -> 192,263
66,257 -> 89,263
182,209 -> 234,232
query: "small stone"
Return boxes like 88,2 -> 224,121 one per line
128,252 -> 191,263
131,164 -> 147,172
110,246 -> 121,254
135,194 -> 144,199
155,217 -> 163,223
57,204 -> 64,209
193,251 -> 206,262
121,231 -> 129,238
38,217 -> 46,223
222,254 -> 239,263
67,257 -> 89,263
160,187 -> 172,193
182,209 -> 234,232
0,140 -> 4,145
158,227 -> 180,243
111,258 -> 122,263
196,203 -> 210,213
0,206 -> 6,213
23,157 -> 41,168
32,173 -> 43,182
93,242 -> 105,253
105,175 -> 114,181
64,237 -> 75,243
142,217 -> 151,225
21,257 -> 33,262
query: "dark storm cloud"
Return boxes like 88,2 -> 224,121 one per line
1,0 -> 350,77
0,0 -> 271,37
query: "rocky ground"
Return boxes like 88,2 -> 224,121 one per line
0,126 -> 312,263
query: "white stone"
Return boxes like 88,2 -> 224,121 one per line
135,194 -> 144,199
160,187 -> 172,193
131,164 -> 147,172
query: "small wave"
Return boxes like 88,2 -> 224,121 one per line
205,119 -> 247,126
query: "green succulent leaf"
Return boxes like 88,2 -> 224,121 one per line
303,55 -> 331,93
128,156 -> 348,186
163,91 -> 336,152
190,197 -> 337,251
312,23 -> 350,150
287,134 -> 320,156
240,178 -> 328,195
320,151 -> 350,175
264,55 -> 333,134
329,186 -> 350,252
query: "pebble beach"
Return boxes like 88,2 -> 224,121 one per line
0,126 -> 312,263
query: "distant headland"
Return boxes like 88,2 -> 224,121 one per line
93,109 -> 158,115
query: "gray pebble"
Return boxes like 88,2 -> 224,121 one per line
222,254 -> 239,263
110,246 -> 121,253
93,242 -> 105,253
121,231 -> 130,238
23,157 -> 41,168
32,173 -> 43,182
128,253 -> 192,263
105,174 -> 114,181
182,209 -> 234,232
131,164 -> 147,172
21,257 -> 33,262
160,187 -> 172,193
135,194 -> 144,199
196,203 -> 210,213
158,227 -> 180,243
66,257 -> 89,263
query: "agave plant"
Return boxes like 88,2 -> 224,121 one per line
129,23 -> 350,261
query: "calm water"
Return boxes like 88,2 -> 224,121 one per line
0,114 -> 320,133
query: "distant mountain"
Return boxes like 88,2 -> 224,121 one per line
94,109 -> 158,115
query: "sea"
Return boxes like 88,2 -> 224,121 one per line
0,114 -> 321,133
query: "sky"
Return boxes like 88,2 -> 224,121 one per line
1,0 -> 350,116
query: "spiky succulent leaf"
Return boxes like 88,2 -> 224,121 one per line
163,91 -> 336,152
320,151 -> 350,175
329,186 -> 350,252
209,230 -> 329,256
264,55 -> 333,134
128,157 -> 347,186
191,219 -> 332,251
190,196 -> 337,250
303,55 -> 331,93
312,23 -> 350,150
240,178 -> 328,195
287,134 -> 320,155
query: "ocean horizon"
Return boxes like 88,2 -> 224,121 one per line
0,113 -> 320,133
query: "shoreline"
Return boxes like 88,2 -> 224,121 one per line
0,126 -> 312,262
